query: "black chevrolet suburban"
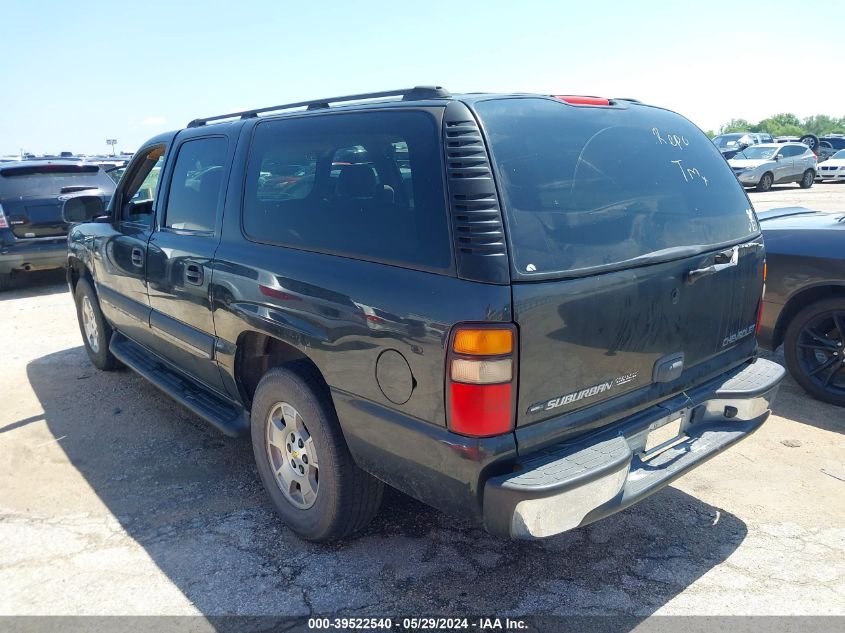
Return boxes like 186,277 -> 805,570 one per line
65,87 -> 784,541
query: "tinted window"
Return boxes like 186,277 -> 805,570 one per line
475,98 -> 758,277
0,164 -> 115,197
164,137 -> 227,231
243,111 -> 450,270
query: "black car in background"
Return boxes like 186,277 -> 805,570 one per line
712,132 -> 773,159
820,134 -> 845,151
0,161 -> 115,291
757,207 -> 845,406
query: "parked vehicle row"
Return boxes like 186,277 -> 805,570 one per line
60,87 -> 783,542
715,131 -> 844,168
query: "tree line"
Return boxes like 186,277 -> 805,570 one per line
705,113 -> 845,139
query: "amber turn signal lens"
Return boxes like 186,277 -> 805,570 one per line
453,328 -> 513,356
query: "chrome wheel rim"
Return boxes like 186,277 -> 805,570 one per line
265,402 -> 319,509
797,311 -> 845,395
81,296 -> 99,353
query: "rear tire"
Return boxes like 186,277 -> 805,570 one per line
251,363 -> 383,541
799,134 -> 819,152
799,170 -> 815,189
0,273 -> 12,292
783,297 -> 845,407
756,172 -> 774,192
74,278 -> 119,371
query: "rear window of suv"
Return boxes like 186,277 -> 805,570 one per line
474,98 -> 758,278
0,164 -> 115,197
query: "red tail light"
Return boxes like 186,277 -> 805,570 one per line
554,95 -> 610,106
756,260 -> 767,335
0,204 -> 8,229
446,324 -> 517,437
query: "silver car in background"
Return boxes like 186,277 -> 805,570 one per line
727,142 -> 817,191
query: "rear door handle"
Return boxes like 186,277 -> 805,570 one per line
130,247 -> 144,268
686,245 -> 739,284
185,263 -> 203,286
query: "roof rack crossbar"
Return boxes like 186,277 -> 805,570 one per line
187,85 -> 450,128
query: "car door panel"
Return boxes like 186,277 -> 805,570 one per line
94,145 -> 168,349
145,132 -> 233,393
774,148 -> 793,182
147,232 -> 224,390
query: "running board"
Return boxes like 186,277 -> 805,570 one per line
110,333 -> 249,437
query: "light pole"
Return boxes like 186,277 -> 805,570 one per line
106,139 -> 117,157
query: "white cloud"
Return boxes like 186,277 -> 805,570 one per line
138,115 -> 167,127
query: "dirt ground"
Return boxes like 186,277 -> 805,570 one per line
748,179 -> 845,212
0,183 -> 843,621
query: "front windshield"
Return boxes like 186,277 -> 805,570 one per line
735,146 -> 777,160
712,134 -> 744,149
834,150 -> 845,160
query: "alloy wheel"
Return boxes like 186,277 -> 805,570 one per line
796,311 -> 845,396
81,295 -> 100,353
801,171 -> 813,187
265,401 -> 319,509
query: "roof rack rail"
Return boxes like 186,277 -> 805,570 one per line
187,85 -> 450,128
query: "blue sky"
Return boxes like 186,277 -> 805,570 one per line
2,0 -> 842,156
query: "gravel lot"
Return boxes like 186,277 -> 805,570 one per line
1,183 -> 843,621
748,179 -> 845,212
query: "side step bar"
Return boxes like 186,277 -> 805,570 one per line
110,333 -> 249,437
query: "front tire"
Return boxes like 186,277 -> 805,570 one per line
784,298 -> 845,407
799,169 -> 815,189
756,172 -> 774,192
251,364 -> 383,541
74,278 -> 119,370
0,273 -> 12,292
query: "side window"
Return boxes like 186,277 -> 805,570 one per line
257,156 -> 316,202
120,146 -> 166,226
164,137 -> 228,232
242,111 -> 451,270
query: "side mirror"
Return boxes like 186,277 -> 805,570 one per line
773,155 -> 781,161
62,194 -> 106,223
